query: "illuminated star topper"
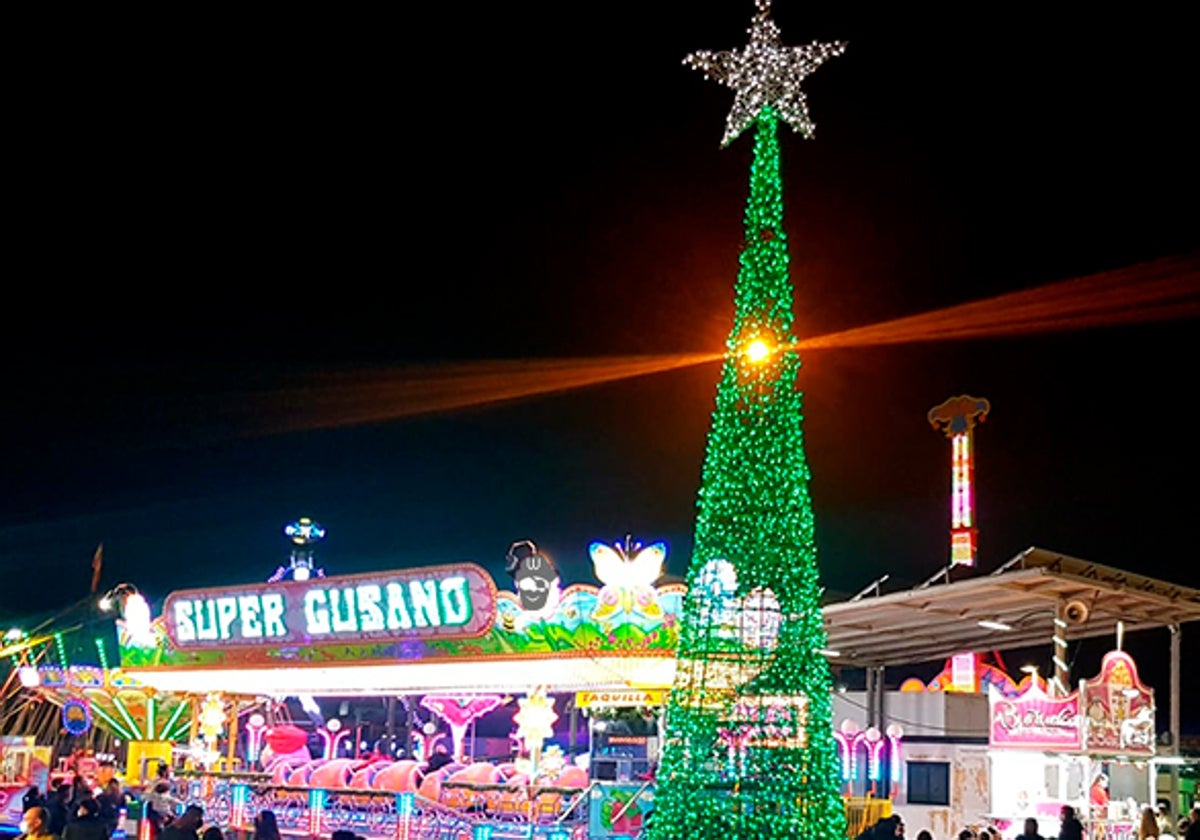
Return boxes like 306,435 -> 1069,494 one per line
685,0 -> 846,146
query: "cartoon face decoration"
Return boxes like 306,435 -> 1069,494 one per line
506,540 -> 561,615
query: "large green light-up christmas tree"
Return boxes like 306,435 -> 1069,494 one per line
649,2 -> 847,838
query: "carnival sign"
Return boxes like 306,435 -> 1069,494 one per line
1082,650 -> 1155,756
989,682 -> 1082,750
163,564 -> 496,649
575,690 -> 666,709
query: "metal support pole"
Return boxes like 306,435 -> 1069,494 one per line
1168,624 -> 1181,815
866,666 -> 885,729
879,672 -> 888,732
865,667 -> 877,728
1052,600 -> 1070,697
568,696 -> 578,756
403,698 -> 414,760
226,701 -> 239,769
386,696 -> 396,749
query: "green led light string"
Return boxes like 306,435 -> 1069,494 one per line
651,5 -> 847,836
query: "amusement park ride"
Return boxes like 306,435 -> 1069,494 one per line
2,0 -> 1192,831
0,523 -> 682,839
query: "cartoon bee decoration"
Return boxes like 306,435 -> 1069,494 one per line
499,612 -> 518,633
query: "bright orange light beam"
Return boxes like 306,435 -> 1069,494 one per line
797,253 -> 1199,351
212,254 -> 1199,438
240,352 -> 724,435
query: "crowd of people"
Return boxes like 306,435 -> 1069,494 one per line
858,802 -> 1200,840
13,763 -> 312,840
20,765 -> 1198,840
19,775 -> 127,840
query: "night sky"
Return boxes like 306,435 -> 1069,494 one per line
3,7 -> 1197,725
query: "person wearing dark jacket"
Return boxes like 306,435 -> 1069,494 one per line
859,816 -> 903,840
251,810 -> 281,840
1059,805 -> 1085,840
62,799 -> 109,840
159,805 -> 203,840
1185,805 -> 1200,840
44,786 -> 70,837
1017,817 -> 1045,840
95,781 -> 123,837
22,787 -> 42,813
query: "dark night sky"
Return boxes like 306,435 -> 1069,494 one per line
2,7 -> 1197,723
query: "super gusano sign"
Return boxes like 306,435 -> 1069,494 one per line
163,564 -> 496,649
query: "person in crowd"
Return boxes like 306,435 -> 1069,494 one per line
867,816 -> 904,839
959,830 -> 978,840
1090,774 -> 1111,816
159,805 -> 203,840
1140,805 -> 1162,840
426,750 -> 454,773
859,816 -> 897,835
1059,805 -> 1085,840
1185,805 -> 1200,840
19,806 -> 57,840
1017,817 -> 1045,840
68,777 -> 93,815
916,830 -> 934,840
45,786 -> 70,837
200,828 -> 224,840
143,781 -> 183,830
23,787 -> 43,812
62,798 -> 109,840
251,810 -> 281,840
1157,804 -> 1174,837
96,781 -> 124,837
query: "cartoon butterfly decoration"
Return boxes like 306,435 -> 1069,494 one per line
590,537 -> 666,623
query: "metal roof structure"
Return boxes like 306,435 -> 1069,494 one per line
822,546 -> 1200,668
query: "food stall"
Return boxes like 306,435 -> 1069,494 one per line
987,649 -> 1156,840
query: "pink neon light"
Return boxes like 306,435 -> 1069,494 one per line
864,727 -> 884,782
832,731 -> 853,781
412,730 -> 448,762
420,694 -> 505,760
836,721 -> 865,781
317,729 -> 350,760
952,434 -> 972,528
246,720 -> 266,763
886,724 -> 904,785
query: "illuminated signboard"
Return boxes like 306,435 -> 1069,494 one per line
949,652 -> 977,692
989,682 -> 1082,750
1082,650 -> 1155,756
575,690 -> 666,709
163,563 -> 495,649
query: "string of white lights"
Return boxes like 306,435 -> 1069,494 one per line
684,0 -> 846,146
